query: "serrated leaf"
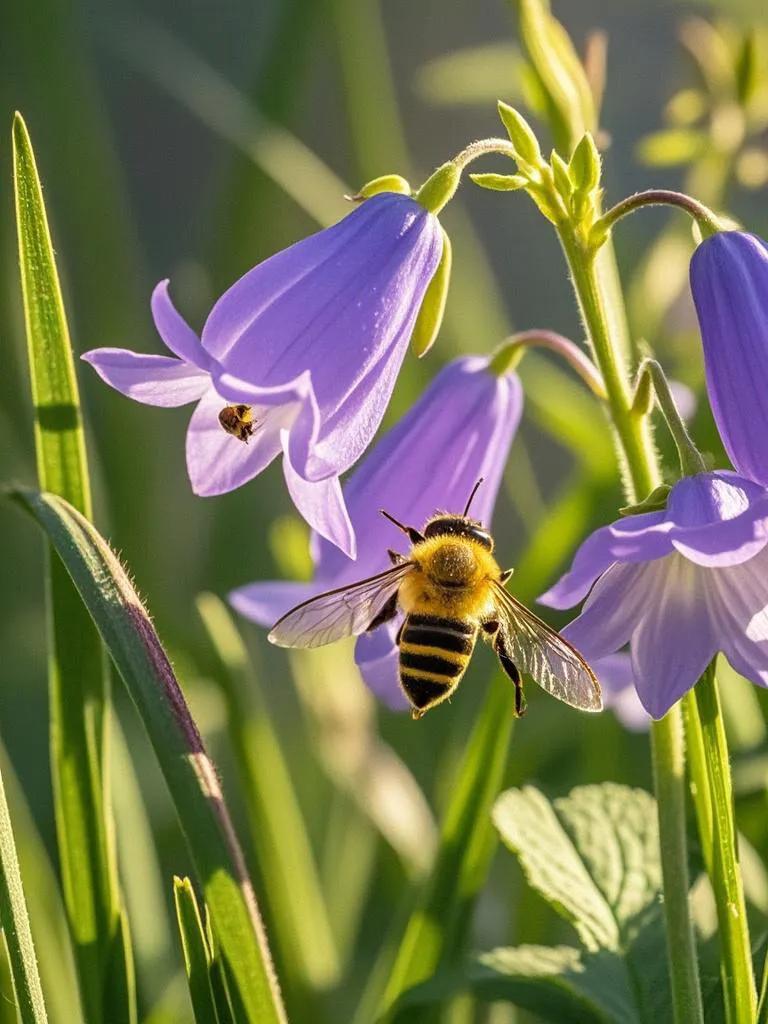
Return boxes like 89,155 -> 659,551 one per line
10,489 -> 286,1024
473,945 -> 637,1024
173,878 -> 219,1024
493,784 -> 671,1021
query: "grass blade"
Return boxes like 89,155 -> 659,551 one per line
12,111 -> 132,1022
10,488 -> 287,1024
196,593 -> 339,994
173,877 -> 220,1024
0,753 -> 48,1024
378,674 -> 516,1022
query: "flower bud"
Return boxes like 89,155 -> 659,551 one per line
415,162 -> 461,214
569,132 -> 601,192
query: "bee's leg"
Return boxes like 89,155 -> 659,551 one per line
499,568 -> 514,585
494,631 -> 527,717
388,549 -> 407,565
366,592 -> 399,632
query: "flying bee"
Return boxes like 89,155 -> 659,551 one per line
269,479 -> 602,719
218,404 -> 257,443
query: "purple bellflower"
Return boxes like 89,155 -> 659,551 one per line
690,231 -> 768,487
231,355 -> 523,709
540,470 -> 768,718
82,193 -> 443,557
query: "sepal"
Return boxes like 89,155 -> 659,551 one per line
619,484 -> 672,517
415,162 -> 461,214
350,174 -> 412,200
411,228 -> 452,357
470,172 -> 528,192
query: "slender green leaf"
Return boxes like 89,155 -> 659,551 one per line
12,111 -> 131,1022
378,674 -> 515,1022
173,878 -> 220,1024
196,593 -> 339,991
10,488 -> 286,1024
0,754 -> 48,1024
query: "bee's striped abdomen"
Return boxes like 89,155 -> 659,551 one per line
399,614 -> 476,714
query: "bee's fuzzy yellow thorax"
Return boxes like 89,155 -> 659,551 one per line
398,535 -> 500,619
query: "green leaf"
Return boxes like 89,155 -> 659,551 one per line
0,757 -> 48,1024
470,172 -> 528,192
471,945 -> 635,1023
569,133 -> 601,192
12,112 -> 132,1022
10,489 -> 287,1024
378,674 -> 515,1022
493,784 -> 671,1021
497,101 -> 542,165
173,878 -> 220,1024
196,593 -> 339,992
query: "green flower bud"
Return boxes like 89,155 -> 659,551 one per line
569,132 -> 601,192
415,162 -> 461,214
351,174 -> 412,200
550,150 -> 572,198
470,172 -> 528,192
410,228 -> 452,358
497,101 -> 542,166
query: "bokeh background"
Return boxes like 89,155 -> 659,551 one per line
3,1 -> 768,1021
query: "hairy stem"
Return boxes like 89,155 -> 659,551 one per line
595,189 -> 722,241
557,225 -> 704,1024
694,664 -> 756,1023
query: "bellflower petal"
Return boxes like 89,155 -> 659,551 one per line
83,193 -> 444,548
229,581 -> 317,628
592,654 -> 649,732
81,349 -> 210,407
186,387 -> 282,496
354,622 -> 408,710
690,231 -> 768,485
549,469 -> 768,718
234,355 -> 522,707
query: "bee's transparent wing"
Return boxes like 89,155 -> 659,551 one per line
268,562 -> 415,649
491,580 -> 602,711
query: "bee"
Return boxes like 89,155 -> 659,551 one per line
218,404 -> 257,443
269,479 -> 602,719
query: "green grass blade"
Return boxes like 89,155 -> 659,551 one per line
173,878 -> 220,1024
196,593 -> 339,995
10,488 -> 287,1024
0,754 -> 48,1024
378,674 -> 516,1022
12,111 -> 132,1022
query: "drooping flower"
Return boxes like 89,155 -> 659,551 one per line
82,193 -> 444,557
231,355 -> 523,708
592,655 -> 648,732
690,231 -> 768,487
540,471 -> 768,718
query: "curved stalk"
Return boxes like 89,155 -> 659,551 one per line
490,330 -> 606,398
595,189 -> 722,241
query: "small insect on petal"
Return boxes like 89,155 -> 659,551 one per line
218,404 -> 258,443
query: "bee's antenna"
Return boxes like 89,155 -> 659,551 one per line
463,478 -> 484,517
379,509 -> 424,544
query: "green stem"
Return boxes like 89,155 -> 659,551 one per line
490,330 -> 606,398
694,664 -> 756,1023
595,188 -> 722,241
637,359 -> 707,477
557,225 -> 704,1024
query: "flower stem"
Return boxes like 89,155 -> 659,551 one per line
694,663 -> 756,1023
489,330 -> 606,397
594,189 -> 722,241
556,224 -> 704,1024
637,358 -> 707,477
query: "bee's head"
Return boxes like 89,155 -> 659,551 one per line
423,514 -> 494,551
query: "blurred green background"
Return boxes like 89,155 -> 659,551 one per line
3,1 -> 768,1021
